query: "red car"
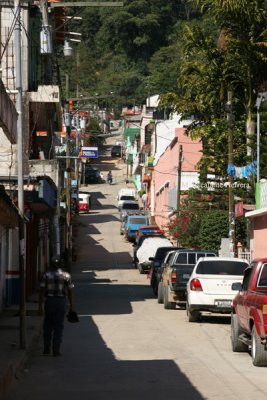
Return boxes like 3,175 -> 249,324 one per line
231,258 -> 267,366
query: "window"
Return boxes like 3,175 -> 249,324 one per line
188,253 -> 197,264
196,260 -> 248,275
129,218 -> 148,225
120,195 -> 135,201
176,253 -> 187,264
242,267 -> 253,290
122,203 -> 139,210
258,263 -> 267,287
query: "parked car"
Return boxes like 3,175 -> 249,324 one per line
120,202 -> 140,220
111,145 -> 122,157
117,188 -> 137,203
124,215 -> 150,241
84,167 -> 102,184
231,258 -> 267,366
161,249 -> 216,310
157,250 -> 177,304
136,237 -> 173,274
186,257 -> 249,322
119,199 -> 139,213
149,246 -> 183,296
135,224 -> 160,242
78,193 -> 91,213
133,231 -> 166,268
118,195 -> 136,209
120,211 -> 146,236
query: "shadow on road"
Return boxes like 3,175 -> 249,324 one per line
75,278 -> 155,316
60,317 -> 206,400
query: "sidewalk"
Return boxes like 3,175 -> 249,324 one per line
0,294 -> 43,398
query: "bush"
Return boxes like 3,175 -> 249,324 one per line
198,210 -> 228,252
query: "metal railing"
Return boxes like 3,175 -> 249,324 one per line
239,251 -> 252,263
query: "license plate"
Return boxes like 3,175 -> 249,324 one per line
214,300 -> 232,308
183,274 -> 190,279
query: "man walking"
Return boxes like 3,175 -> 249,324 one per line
141,192 -> 148,210
39,255 -> 74,356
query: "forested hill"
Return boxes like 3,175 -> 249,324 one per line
58,0 -> 267,204
59,0 -> 201,109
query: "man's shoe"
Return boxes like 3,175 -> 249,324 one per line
53,351 -> 62,357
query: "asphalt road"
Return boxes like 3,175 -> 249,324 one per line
4,142 -> 267,400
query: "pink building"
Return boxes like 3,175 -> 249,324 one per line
153,127 -> 202,231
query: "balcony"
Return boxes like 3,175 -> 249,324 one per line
28,160 -> 60,187
27,85 -> 60,103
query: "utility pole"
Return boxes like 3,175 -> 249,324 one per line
14,0 -> 26,349
176,145 -> 183,245
65,75 -> 71,269
227,90 -> 235,257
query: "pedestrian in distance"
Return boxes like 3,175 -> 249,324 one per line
107,170 -> 113,184
39,255 -> 75,357
141,192 -> 148,210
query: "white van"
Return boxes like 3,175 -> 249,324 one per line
117,188 -> 137,209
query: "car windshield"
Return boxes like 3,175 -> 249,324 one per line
129,217 -> 148,224
122,203 -> 139,210
120,195 -> 135,201
196,260 -> 248,275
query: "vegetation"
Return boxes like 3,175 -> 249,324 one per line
166,189 -> 247,252
57,1 -> 267,250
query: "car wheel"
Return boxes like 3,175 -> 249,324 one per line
133,258 -> 137,268
186,302 -> 200,322
231,313 -> 247,352
151,276 -> 158,295
251,326 -> 267,366
163,286 -> 176,310
157,282 -> 164,304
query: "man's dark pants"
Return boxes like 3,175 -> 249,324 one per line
43,297 -> 67,354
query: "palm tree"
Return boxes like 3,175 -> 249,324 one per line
192,0 -> 267,151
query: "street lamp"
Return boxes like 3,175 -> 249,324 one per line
255,92 -> 267,182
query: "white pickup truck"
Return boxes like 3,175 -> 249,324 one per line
136,237 -> 173,274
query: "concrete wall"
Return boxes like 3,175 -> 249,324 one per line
28,160 -> 60,186
253,215 -> 267,258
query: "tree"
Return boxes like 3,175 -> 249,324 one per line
198,210 -> 229,252
191,0 -> 267,150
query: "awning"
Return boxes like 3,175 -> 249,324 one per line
124,128 -> 140,142
0,187 -> 19,227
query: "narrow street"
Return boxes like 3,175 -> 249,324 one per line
4,152 -> 267,400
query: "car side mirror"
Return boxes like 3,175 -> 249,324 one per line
232,282 -> 242,291
149,257 -> 154,261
